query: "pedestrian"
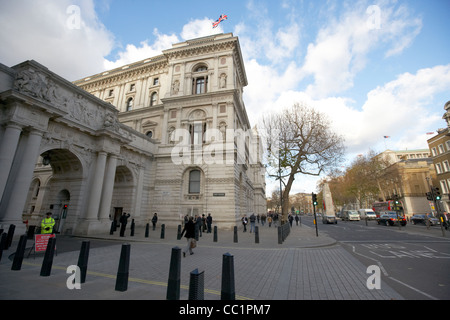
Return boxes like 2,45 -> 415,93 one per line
180,216 -> 196,257
257,214 -> 260,224
267,215 -> 272,227
41,212 -> 55,234
288,214 -> 293,227
249,213 -> 256,233
261,213 -> 266,226
206,213 -> 213,233
195,214 -> 202,238
202,214 -> 207,232
242,215 -> 248,232
119,212 -> 130,237
151,212 -> 158,230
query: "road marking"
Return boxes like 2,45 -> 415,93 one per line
346,244 -> 441,300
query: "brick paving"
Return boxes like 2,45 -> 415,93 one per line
0,223 -> 403,300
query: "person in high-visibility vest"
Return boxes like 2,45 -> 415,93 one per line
41,212 -> 55,234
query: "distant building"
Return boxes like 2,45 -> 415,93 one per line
376,149 -> 436,216
427,100 -> 450,213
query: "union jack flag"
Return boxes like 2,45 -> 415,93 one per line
212,14 -> 228,28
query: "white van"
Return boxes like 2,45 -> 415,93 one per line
359,209 -> 376,220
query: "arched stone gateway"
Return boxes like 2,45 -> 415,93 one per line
0,60 -> 155,235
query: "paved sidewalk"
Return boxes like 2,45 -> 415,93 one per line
0,223 -> 403,300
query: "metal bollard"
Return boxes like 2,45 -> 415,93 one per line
130,219 -> 135,237
6,224 -> 15,249
115,243 -> 131,292
166,246 -> 181,300
11,234 -> 28,271
177,225 -> 182,240
278,226 -> 283,244
40,237 -> 56,276
77,241 -> 90,283
145,223 -> 150,238
110,221 -> 115,235
160,224 -> 165,239
233,226 -> 238,243
255,226 -> 259,244
213,226 -> 218,242
189,268 -> 205,300
221,252 -> 235,300
0,233 -> 7,262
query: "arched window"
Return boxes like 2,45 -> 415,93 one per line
126,97 -> 133,111
189,170 -> 201,194
150,92 -> 158,106
146,131 -> 153,139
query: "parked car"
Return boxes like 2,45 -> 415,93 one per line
410,214 -> 439,226
358,209 -> 377,220
341,210 -> 360,221
322,215 -> 337,224
377,211 -> 407,226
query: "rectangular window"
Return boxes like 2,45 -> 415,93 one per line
153,78 -> 159,85
189,170 -> 201,194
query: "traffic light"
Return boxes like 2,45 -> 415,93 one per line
312,193 -> 318,206
426,192 -> 433,201
433,187 -> 441,201
393,194 -> 400,205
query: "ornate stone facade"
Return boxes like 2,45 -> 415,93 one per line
0,33 -> 266,235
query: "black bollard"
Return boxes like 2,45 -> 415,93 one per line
0,233 -> 7,262
11,234 -> 28,271
130,219 -> 135,237
166,246 -> 181,300
77,241 -> 90,283
213,226 -> 218,242
177,225 -> 182,240
115,243 -> 131,292
189,268 -> 205,300
255,226 -> 259,244
6,224 -> 15,249
145,223 -> 150,238
110,221 -> 115,235
221,252 -> 235,300
40,237 -> 56,277
160,224 -> 165,239
233,226 -> 238,243
278,226 -> 283,244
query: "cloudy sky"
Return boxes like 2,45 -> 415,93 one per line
1,0 -> 449,195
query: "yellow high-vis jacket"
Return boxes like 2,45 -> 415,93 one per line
41,217 -> 55,234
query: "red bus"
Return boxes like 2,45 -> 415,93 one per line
372,200 -> 404,217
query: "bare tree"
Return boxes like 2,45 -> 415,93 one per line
262,102 -> 345,222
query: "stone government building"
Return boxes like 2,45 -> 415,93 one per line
0,33 -> 266,235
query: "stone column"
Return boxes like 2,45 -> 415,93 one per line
85,151 -> 107,220
1,130 -> 43,225
0,123 -> 22,200
98,154 -> 118,221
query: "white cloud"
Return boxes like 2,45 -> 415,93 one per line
103,29 -> 179,70
300,1 -> 423,98
0,0 -> 114,80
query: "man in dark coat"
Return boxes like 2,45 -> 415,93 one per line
180,216 -> 196,257
119,212 -> 130,237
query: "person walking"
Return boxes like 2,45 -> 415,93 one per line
151,213 -> 158,230
242,215 -> 248,232
206,213 -> 213,233
249,213 -> 256,233
41,212 -> 55,234
119,212 -> 130,237
180,216 -> 196,257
